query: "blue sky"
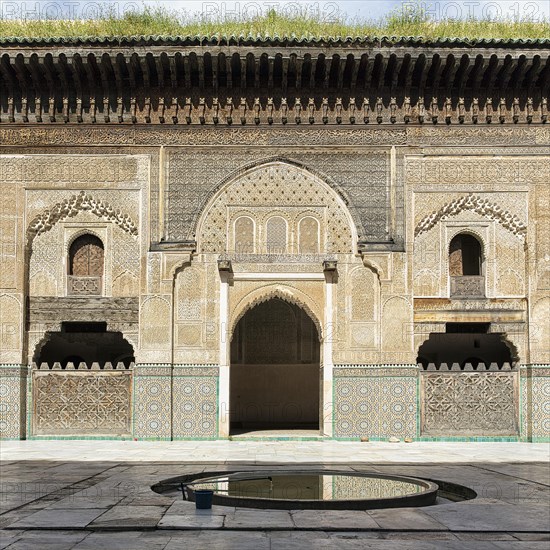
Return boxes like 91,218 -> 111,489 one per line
1,0 -> 549,21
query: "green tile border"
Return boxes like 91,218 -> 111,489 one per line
28,435 -> 134,440
416,370 -> 421,439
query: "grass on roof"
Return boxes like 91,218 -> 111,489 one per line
0,7 -> 549,40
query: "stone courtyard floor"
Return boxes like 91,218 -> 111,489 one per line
0,441 -> 549,549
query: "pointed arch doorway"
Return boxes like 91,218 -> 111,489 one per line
230,298 -> 321,435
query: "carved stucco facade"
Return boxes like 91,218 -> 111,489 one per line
0,125 -> 548,442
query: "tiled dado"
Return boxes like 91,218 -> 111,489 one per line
0,365 -> 28,440
520,364 -> 550,442
132,364 -> 172,440
132,364 -> 219,440
333,365 -> 418,440
172,365 -> 218,440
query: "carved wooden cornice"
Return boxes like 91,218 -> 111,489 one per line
1,45 -> 548,125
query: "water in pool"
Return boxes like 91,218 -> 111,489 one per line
188,473 -> 427,501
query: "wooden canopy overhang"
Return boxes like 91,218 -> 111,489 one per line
1,37 -> 548,125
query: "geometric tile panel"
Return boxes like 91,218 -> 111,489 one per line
0,366 -> 26,439
333,371 -> 417,439
133,374 -> 172,440
521,366 -> 550,441
172,376 -> 218,439
531,376 -> 550,439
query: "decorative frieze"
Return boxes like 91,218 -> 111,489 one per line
414,298 -> 526,310
334,366 -> 418,377
3,125 -> 549,148
0,155 -> 143,188
407,157 -> 550,187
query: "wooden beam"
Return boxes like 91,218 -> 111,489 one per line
295,55 -> 303,91
390,55 -> 403,96
350,54 -> 361,90
455,54 -> 472,96
337,55 -> 346,90
84,53 -> 98,122
418,54 -> 433,99
429,54 -> 443,99
497,55 -> 516,96
471,54 -> 488,98
442,54 -> 458,97
0,55 -> 17,121
512,55 -> 529,94
70,54 -> 84,122
524,54 -> 543,97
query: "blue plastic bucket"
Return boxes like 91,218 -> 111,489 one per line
194,489 -> 214,509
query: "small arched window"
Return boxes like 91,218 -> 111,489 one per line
69,234 -> 104,276
449,234 -> 482,276
234,216 -> 255,254
298,217 -> 320,254
449,233 -> 484,298
68,234 -> 104,295
266,216 -> 287,253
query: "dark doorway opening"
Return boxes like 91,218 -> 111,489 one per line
230,298 -> 320,434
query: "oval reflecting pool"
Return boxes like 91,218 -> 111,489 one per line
161,470 -> 440,510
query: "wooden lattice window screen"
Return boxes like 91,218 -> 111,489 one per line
69,235 -> 104,276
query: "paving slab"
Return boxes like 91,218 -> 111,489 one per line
271,539 -> 498,549
189,530 -> 270,550
6,508 -> 107,530
158,513 -> 225,529
290,509 -> 379,529
380,532 -> 457,540
72,531 -> 173,550
0,529 -> 24,550
422,501 -> 550,532
224,509 -> 295,529
88,505 -> 167,530
455,532 -> 517,540
0,530 -> 89,549
45,496 -> 123,509
163,500 -> 228,516
367,507 -> 449,531
508,532 -> 550,541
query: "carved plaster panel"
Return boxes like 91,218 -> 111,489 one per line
422,372 -> 517,435
0,294 -> 23,362
198,161 -> 355,255
407,156 -> 550,187
32,371 -> 132,436
166,151 -> 390,244
0,155 -> 147,189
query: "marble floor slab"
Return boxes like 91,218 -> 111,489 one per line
0,441 -> 549,549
